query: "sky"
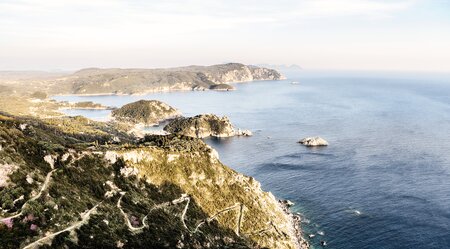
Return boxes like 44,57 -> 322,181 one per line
0,0 -> 449,71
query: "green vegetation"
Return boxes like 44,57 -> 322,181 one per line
209,84 -> 235,91
69,101 -> 107,109
0,114 -> 248,248
29,92 -> 48,100
112,100 -> 180,125
0,113 -> 304,248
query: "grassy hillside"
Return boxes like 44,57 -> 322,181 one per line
112,100 -> 181,126
0,114 -> 306,249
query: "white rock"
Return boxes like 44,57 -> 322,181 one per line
119,167 -> 139,178
167,154 -> 179,162
26,174 -> 34,184
104,151 -> 119,164
286,200 -> 295,206
61,153 -> 71,162
0,163 -> 19,187
298,136 -> 328,146
19,123 -> 28,131
236,129 -> 253,136
44,155 -> 56,168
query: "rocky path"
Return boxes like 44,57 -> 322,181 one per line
21,202 -> 101,249
117,192 -> 191,233
0,169 -> 57,222
191,203 -> 243,234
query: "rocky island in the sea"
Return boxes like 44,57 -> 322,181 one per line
0,113 -> 308,248
112,100 -> 181,126
163,114 -> 252,138
298,136 -> 329,147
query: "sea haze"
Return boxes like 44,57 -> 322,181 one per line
54,71 -> 450,249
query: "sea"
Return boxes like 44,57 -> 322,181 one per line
53,70 -> 450,249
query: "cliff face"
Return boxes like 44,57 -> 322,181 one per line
36,63 -> 284,95
163,114 -> 236,138
202,64 -> 284,84
0,114 -> 306,249
111,100 -> 181,126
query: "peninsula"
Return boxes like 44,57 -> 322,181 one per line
0,63 -> 285,97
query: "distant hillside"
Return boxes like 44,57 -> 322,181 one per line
37,63 -> 284,95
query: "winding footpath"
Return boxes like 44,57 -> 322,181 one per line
191,203 -> 243,235
22,202 -> 101,249
117,192 -> 191,233
0,169 -> 57,222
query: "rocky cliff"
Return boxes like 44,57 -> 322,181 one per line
163,114 -> 237,138
0,114 -> 307,249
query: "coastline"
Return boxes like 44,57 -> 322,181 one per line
46,77 -> 312,249
279,200 -> 310,249
50,77 -> 287,97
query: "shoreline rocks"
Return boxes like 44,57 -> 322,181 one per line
235,129 -> 253,137
209,83 -> 236,91
279,200 -> 310,249
298,136 -> 328,147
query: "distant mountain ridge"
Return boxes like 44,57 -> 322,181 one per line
45,63 -> 285,95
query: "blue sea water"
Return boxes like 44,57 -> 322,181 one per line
53,71 -> 450,249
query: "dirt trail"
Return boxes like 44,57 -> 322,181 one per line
0,169 -> 56,222
22,203 -> 101,249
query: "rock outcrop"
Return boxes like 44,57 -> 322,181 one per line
112,100 -> 181,126
209,83 -> 236,91
163,114 -> 237,138
236,129 -> 253,137
298,137 -> 329,147
0,114 -> 307,249
201,63 -> 284,84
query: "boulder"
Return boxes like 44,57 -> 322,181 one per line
298,136 -> 328,146
236,129 -> 253,137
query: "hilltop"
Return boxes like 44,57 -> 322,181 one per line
111,100 -> 181,126
0,113 -> 308,249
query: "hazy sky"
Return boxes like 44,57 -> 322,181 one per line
1,0 -> 449,71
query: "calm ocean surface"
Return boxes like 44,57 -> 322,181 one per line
54,71 -> 450,249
